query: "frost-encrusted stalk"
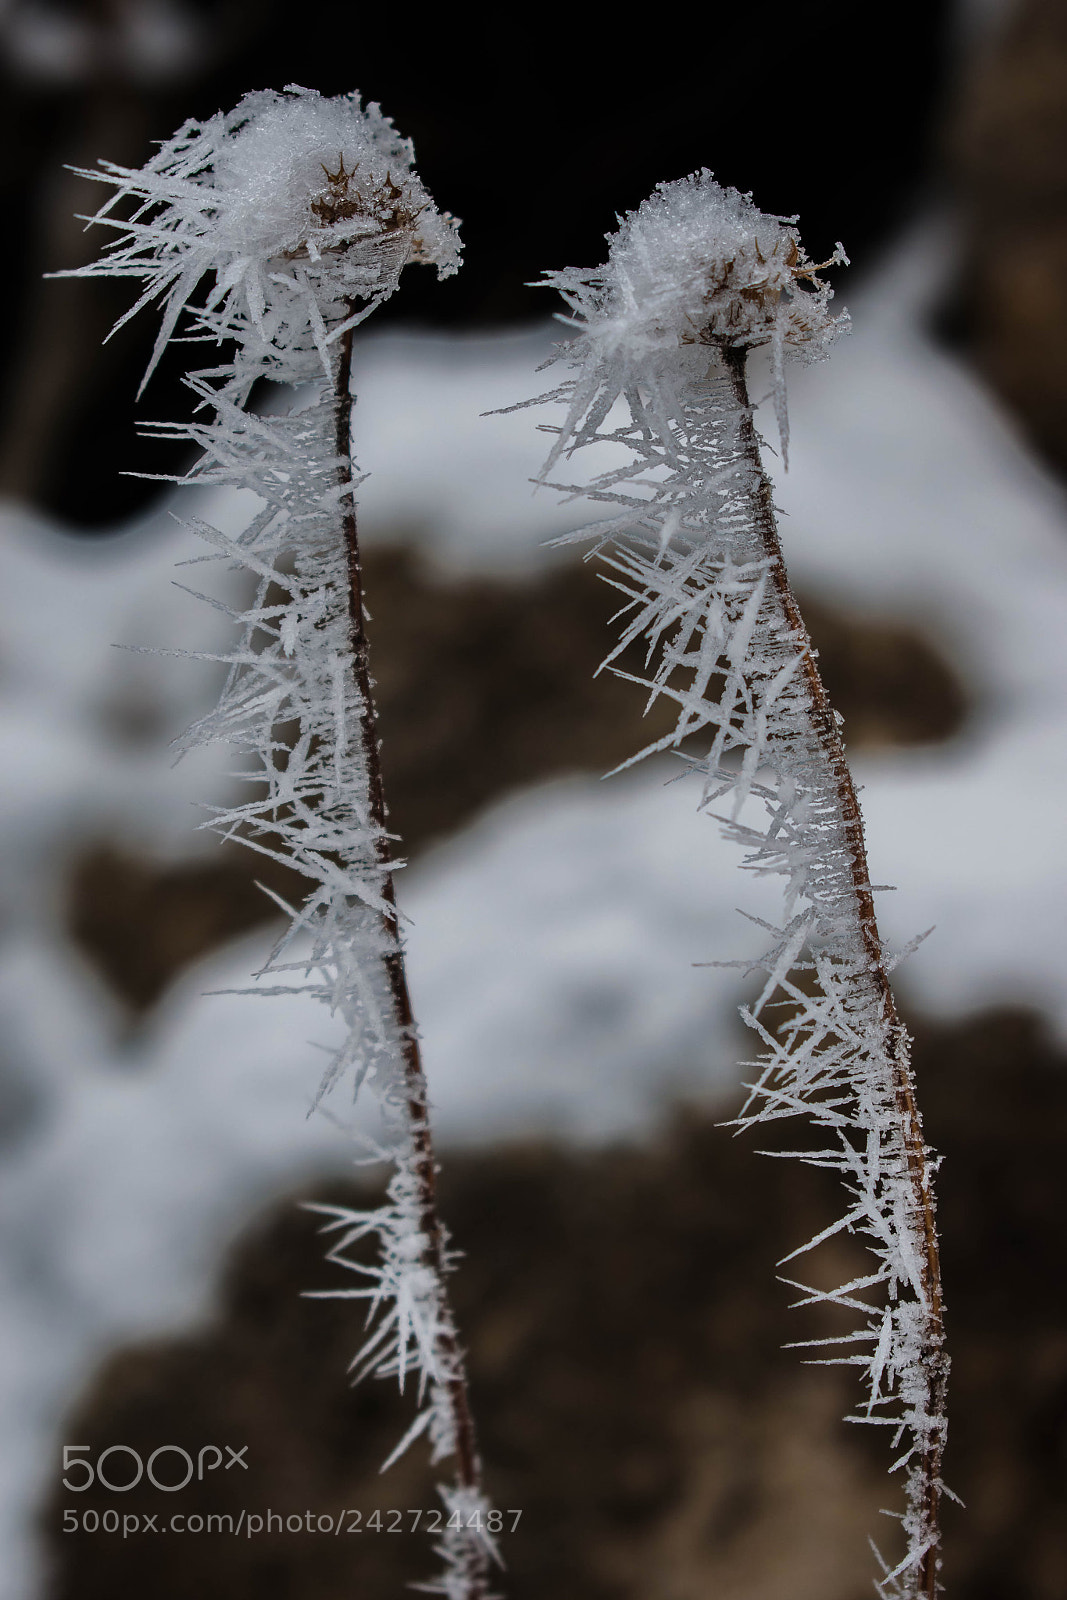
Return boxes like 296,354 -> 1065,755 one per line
529,172 -> 948,1597
66,87 -> 492,1598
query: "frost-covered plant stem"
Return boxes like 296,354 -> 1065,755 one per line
332,316 -> 487,1538
722,343 -> 947,1597
63,88 -> 492,1598
528,173 -> 949,1597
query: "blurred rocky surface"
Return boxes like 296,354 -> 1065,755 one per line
949,0 -> 1067,472
67,548 -> 969,1012
41,1009 -> 1067,1600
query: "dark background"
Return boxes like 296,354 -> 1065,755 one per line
0,0 -> 958,526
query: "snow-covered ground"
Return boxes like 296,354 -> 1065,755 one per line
1,222 -> 1066,1596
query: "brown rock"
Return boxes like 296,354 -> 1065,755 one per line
40,1010 -> 1067,1600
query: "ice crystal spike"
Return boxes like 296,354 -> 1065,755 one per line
64,88 -> 490,1600
530,173 -> 947,1599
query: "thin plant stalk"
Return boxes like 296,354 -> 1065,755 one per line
63,88 -> 493,1598
526,171 -> 950,1597
723,343 -> 947,1595
333,319 -> 489,1580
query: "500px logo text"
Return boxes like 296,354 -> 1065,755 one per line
62,1445 -> 248,1493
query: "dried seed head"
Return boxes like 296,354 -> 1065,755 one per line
593,170 -> 847,359
534,170 -> 847,468
308,157 -> 443,264
203,87 -> 460,272
65,85 -> 461,388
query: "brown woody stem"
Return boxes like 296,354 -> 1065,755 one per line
334,318 -> 489,1597
722,344 -> 947,1598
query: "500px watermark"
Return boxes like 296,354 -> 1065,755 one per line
61,1507 -> 524,1537
62,1445 -> 248,1493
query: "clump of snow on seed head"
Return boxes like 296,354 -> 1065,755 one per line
599,170 -> 846,357
66,84 -> 460,390
206,88 -> 460,270
536,170 -> 847,466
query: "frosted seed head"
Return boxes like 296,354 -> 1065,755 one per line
66,85 -> 461,387
206,88 -> 461,273
579,170 -> 846,359
533,169 -> 847,469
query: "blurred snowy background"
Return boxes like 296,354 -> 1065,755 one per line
1,2 -> 1066,1598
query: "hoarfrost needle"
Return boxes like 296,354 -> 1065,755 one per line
526,171 -> 949,1599
65,86 -> 494,1599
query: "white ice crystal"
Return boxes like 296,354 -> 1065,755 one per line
530,174 -> 947,1599
68,87 -> 491,1600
